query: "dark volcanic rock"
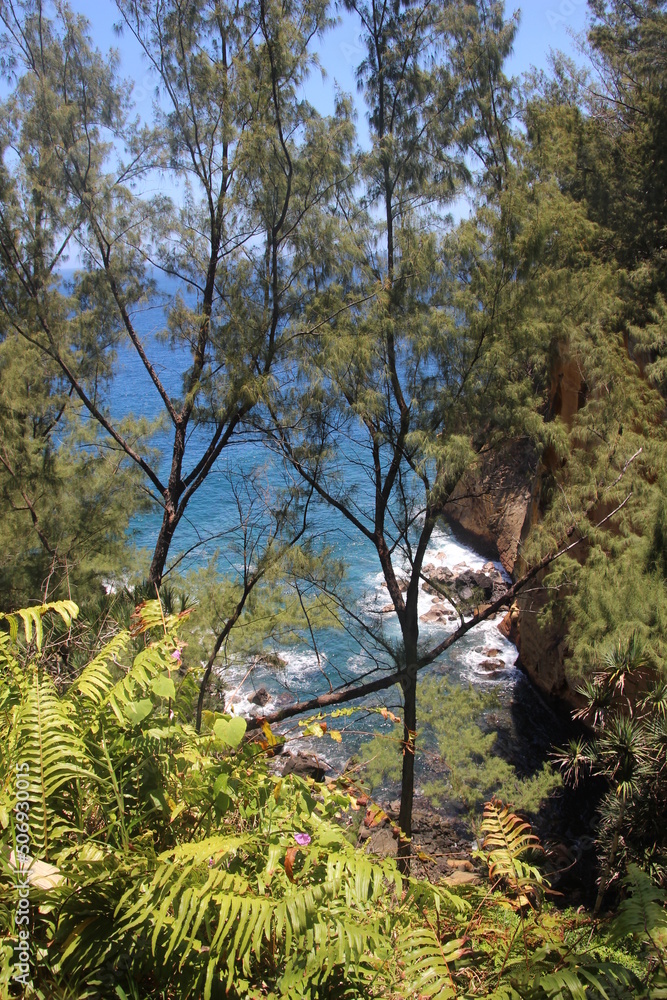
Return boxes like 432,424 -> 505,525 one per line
275,691 -> 295,705
281,752 -> 326,782
249,686 -> 270,707
422,564 -> 505,603
444,438 -> 536,575
479,659 -> 505,671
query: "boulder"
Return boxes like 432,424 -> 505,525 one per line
421,565 -> 455,596
442,869 -> 480,886
249,686 -> 270,707
498,604 -> 520,644
275,691 -> 295,705
479,659 -> 505,672
364,827 -> 397,858
446,858 -> 474,872
281,752 -> 326,782
420,606 -> 449,623
258,651 -> 288,669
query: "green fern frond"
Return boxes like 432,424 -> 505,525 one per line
397,924 -> 465,998
15,668 -> 92,857
612,864 -> 667,942
104,643 -> 175,726
481,800 -> 546,903
74,632 -> 132,707
0,601 -> 78,650
534,959 -> 641,1000
130,600 -> 191,638
533,958 -> 641,999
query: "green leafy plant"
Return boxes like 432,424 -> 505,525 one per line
479,800 -> 547,909
0,601 -> 652,999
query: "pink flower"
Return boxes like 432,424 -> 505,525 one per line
294,833 -> 311,846
171,649 -> 182,664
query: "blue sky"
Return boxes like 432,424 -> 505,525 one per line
71,0 -> 591,124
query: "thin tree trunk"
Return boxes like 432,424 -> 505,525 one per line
149,507 -> 179,587
397,664 -> 417,876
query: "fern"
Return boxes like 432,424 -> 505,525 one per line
75,632 -> 132,707
612,864 -> 667,997
397,924 -> 466,998
0,600 -> 78,650
480,800 -> 547,906
130,599 -> 192,638
0,604 -> 653,1000
532,959 -> 639,999
111,833 -> 401,1000
612,864 -> 667,941
15,668 -> 92,857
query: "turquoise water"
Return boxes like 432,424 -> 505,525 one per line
110,289 -> 521,770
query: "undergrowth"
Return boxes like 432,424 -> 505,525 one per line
0,603 -> 663,999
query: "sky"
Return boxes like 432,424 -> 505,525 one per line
69,0 -> 592,125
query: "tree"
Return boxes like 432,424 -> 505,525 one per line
0,11 -> 144,606
516,0 -> 667,685
0,330 -> 143,609
0,0 -> 353,597
258,0 -> 589,870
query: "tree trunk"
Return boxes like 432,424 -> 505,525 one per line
148,502 -> 180,587
397,664 -> 417,876
397,626 -> 419,876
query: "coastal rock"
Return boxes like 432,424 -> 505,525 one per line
422,563 -> 506,603
281,752 -> 326,782
275,691 -> 295,705
249,686 -> 270,707
420,606 -> 449,623
479,659 -> 504,671
498,604 -> 520,645
258,651 -> 288,670
514,590 -> 576,704
444,438 -> 536,575
442,869 -> 480,886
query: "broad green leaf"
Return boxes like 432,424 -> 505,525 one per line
151,673 -> 176,700
213,716 -> 247,748
124,699 -> 154,726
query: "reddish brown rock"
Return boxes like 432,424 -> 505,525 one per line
444,439 -> 537,575
498,603 -> 520,645
479,659 -> 505,672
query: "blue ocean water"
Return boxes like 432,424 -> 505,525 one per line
110,287 -> 521,770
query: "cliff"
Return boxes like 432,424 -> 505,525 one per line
445,347 -> 587,705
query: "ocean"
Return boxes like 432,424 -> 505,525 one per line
110,285 -> 523,773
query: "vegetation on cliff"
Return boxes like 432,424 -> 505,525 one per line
0,0 -> 666,993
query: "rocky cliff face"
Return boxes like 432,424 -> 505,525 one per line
445,438 -> 537,576
445,346 -> 586,706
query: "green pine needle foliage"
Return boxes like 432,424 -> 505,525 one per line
359,679 -> 560,816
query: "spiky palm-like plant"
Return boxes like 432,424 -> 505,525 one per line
555,633 -> 667,909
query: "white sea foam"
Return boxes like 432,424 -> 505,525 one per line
219,525 -> 518,714
220,647 -> 333,716
355,525 -> 516,685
